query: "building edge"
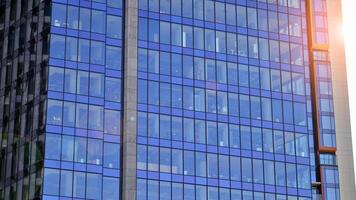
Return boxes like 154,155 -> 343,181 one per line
327,0 -> 356,198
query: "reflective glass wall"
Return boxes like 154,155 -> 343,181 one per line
136,0 -> 313,199
43,0 -> 123,199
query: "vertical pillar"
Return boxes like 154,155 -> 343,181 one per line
327,0 -> 356,199
122,0 -> 138,199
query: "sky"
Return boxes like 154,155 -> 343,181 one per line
341,0 -> 356,182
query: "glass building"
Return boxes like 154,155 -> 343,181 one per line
0,0 -> 354,199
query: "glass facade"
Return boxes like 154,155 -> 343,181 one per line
0,0 -> 344,199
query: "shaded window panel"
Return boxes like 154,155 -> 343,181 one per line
227,33 -> 237,55
294,102 -> 307,126
264,160 -> 275,185
60,170 -> 73,197
237,6 -> 247,27
216,61 -> 227,84
172,149 -> 183,174
73,172 -> 86,198
272,99 -> 283,123
43,168 -> 60,195
172,84 -> 182,108
195,119 -> 206,144
183,86 -> 194,110
91,10 -> 105,34
148,50 -> 159,73
160,147 -> 171,173
258,9 -> 268,31
76,103 -> 88,128
263,129 -> 274,153
160,83 -> 171,107
64,69 -> 77,93
226,4 -> 236,26
86,173 -> 102,200
148,113 -> 159,137
279,13 -> 289,35
172,0 -> 182,16
66,37 -> 78,61
138,79 -> 147,104
182,0 -> 193,18
218,123 -> 229,147
207,121 -> 217,146
89,72 -> 104,97
107,15 -> 122,39
289,14 -> 302,37
137,112 -> 148,136
283,100 -> 294,124
160,50 -> 171,73
108,0 -> 123,8
148,146 -> 159,171
160,21 -> 171,44
50,34 -> 65,59
249,66 -> 260,89
291,43 -> 303,66
269,11 -> 279,33
238,34 -> 248,57
193,0 -> 204,20
78,39 -> 90,63
184,118 -> 194,142
250,96 -> 261,120
183,25 -> 193,48
172,116 -> 183,141
276,162 -> 286,186
207,153 -> 218,178
88,105 -> 104,130
137,179 -> 147,200
241,126 -> 251,150
239,94 -> 250,118
230,156 -> 241,181
194,27 -> 204,50
194,57 -> 205,80
206,90 -> 216,113
260,67 -> 271,90
270,40 -> 280,62
103,177 -> 120,200
104,109 -> 121,135
274,130 -> 285,154
271,69 -> 281,92
47,99 -> 62,125
148,81 -> 159,105
252,127 -> 263,151
87,138 -> 103,165
196,185 -> 207,199
160,182 -> 171,200
106,45 -> 122,70
149,19 -> 159,43
286,163 -> 297,188
216,31 -> 226,54
282,71 -> 292,93
280,42 -> 291,64
149,0 -> 159,12
90,41 -> 105,65
296,133 -> 309,157
184,150 -> 195,175
205,59 -> 216,82
137,145 -> 147,170
204,0 -> 215,22
242,158 -> 252,182
259,38 -> 269,61
253,159 -> 264,184
227,62 -> 238,85
239,64 -> 249,87
48,67 -> 64,92
45,134 -> 61,160
247,8 -> 257,29
215,2 -> 225,24
138,17 -> 148,41
248,36 -> 259,59
172,24 -> 182,46
61,135 -> 74,161
160,0 -> 170,14
285,132 -> 296,156
297,165 -> 311,189
74,137 -> 87,163
138,48 -> 148,71
79,8 -> 91,31
205,29 -> 216,52
160,115 -> 171,139
195,151 -> 206,177
52,3 -> 67,27
105,77 -> 121,102
262,97 -> 272,121
229,124 -> 240,149
183,55 -> 193,79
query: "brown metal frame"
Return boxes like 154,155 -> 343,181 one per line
305,0 -> 336,199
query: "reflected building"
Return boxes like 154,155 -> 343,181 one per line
0,0 -> 354,199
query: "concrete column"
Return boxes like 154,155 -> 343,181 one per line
122,0 -> 138,199
327,0 -> 356,198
